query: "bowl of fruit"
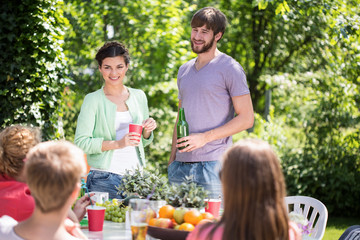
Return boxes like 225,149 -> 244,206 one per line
147,205 -> 215,240
147,226 -> 190,240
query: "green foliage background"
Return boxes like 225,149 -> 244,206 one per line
0,0 -> 67,139
1,0 -> 359,216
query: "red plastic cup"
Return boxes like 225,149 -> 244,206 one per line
205,199 -> 221,218
129,123 -> 143,137
87,206 -> 106,231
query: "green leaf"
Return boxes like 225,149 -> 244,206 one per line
330,38 -> 337,45
283,1 -> 290,12
275,3 -> 285,15
258,0 -> 268,10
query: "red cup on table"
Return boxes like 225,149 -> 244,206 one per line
205,199 -> 221,218
86,205 -> 106,231
129,123 -> 143,141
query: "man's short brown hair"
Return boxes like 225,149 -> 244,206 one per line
191,7 -> 227,41
25,141 -> 86,213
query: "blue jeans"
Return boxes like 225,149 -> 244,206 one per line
86,170 -> 124,200
167,161 -> 222,199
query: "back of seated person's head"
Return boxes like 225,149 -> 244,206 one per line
0,125 -> 41,179
220,139 -> 289,240
25,141 -> 86,213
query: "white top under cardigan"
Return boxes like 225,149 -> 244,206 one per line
92,111 -> 139,175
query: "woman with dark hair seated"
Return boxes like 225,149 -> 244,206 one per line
187,139 -> 301,240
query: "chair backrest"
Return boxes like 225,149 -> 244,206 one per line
285,196 -> 328,240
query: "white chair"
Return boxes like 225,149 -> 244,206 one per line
285,196 -> 328,240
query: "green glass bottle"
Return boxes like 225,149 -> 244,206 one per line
177,107 -> 189,150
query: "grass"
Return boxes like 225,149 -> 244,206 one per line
323,216 -> 360,240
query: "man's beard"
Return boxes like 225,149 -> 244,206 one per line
191,35 -> 215,54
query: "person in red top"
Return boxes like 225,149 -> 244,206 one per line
0,125 -> 39,221
0,140 -> 89,240
0,175 -> 34,221
0,125 -> 91,222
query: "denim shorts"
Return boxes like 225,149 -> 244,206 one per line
167,161 -> 223,199
86,170 -> 124,200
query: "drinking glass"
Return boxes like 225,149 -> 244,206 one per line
129,199 -> 150,240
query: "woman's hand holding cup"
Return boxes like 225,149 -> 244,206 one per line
123,132 -> 141,147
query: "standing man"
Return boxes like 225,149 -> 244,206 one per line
168,7 -> 254,199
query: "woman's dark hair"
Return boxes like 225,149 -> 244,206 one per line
95,41 -> 130,67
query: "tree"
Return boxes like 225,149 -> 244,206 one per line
218,0 -> 359,112
0,0 -> 67,139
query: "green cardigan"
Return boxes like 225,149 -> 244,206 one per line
74,86 -> 154,169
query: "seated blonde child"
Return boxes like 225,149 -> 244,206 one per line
0,141 -> 87,240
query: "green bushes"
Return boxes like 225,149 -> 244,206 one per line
0,0 -> 67,139
264,72 -> 360,217
283,135 -> 360,216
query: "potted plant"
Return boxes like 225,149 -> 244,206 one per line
116,167 -> 169,218
116,167 -> 168,201
166,176 -> 209,209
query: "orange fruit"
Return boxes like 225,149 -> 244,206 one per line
149,218 -> 158,226
201,212 -> 214,220
183,209 -> 203,225
159,205 -> 175,219
178,222 -> 195,231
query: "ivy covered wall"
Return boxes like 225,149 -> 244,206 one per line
0,0 -> 67,139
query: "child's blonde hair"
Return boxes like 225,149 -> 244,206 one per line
25,141 -> 86,213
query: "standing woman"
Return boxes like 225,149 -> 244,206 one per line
74,41 -> 157,200
187,139 -> 301,240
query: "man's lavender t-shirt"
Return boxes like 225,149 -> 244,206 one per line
175,52 -> 250,162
